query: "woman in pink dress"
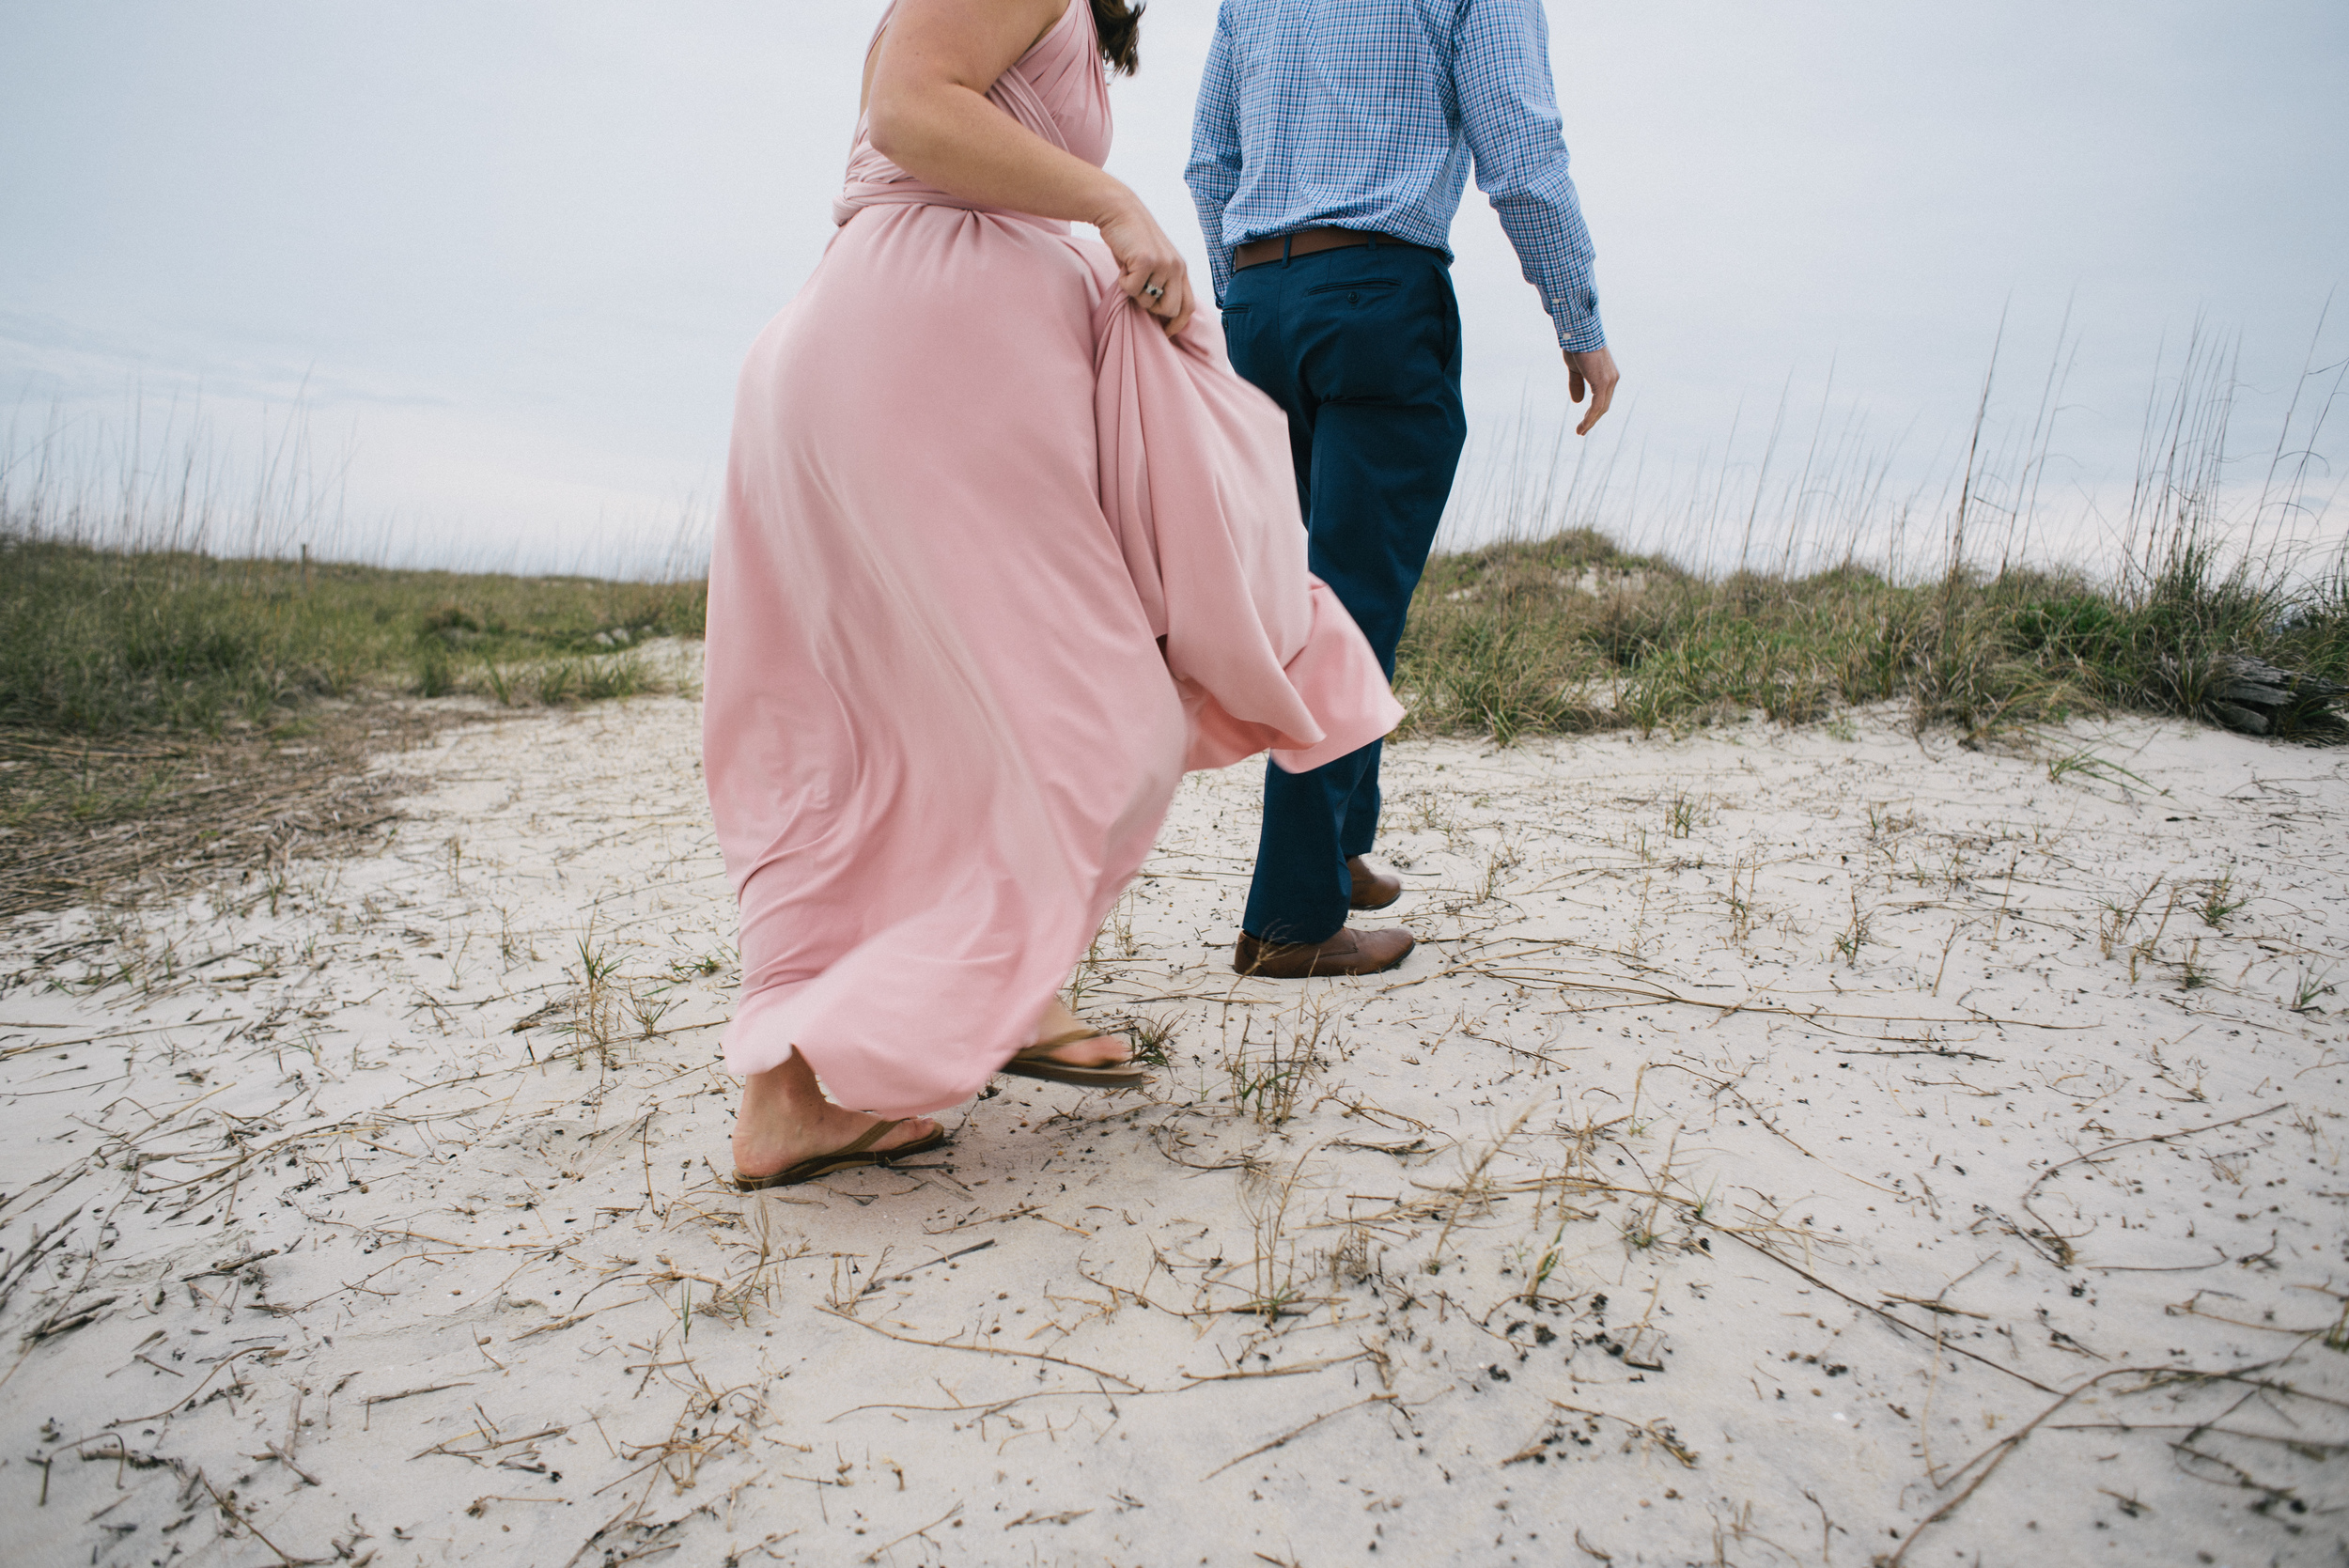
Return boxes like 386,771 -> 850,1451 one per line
705,0 -> 1402,1188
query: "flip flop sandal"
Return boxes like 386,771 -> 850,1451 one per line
999,1027 -> 1152,1090
732,1118 -> 949,1191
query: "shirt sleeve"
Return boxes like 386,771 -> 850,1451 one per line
1183,8 -> 1244,306
1453,0 -> 1605,351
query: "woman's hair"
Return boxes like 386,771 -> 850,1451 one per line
1093,0 -> 1143,75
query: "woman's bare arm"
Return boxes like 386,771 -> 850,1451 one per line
865,0 -> 1192,334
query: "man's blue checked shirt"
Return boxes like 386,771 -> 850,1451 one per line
1184,0 -> 1605,352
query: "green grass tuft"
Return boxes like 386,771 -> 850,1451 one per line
0,534 -> 705,737
1396,524 -> 2349,744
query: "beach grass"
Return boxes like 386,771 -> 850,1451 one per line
6,513 -> 2342,759
0,532 -> 706,737
1395,524 -> 2349,745
0,533 -> 708,912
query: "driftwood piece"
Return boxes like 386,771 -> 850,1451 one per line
2198,653 -> 2348,737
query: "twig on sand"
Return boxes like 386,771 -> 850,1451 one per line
362,1381 -> 475,1428
1885,1364 -> 2206,1565
199,1470 -> 330,1566
2016,1104 -> 2289,1269
1714,1230 -> 2059,1395
861,1502 -> 962,1562
1425,1104 -> 1533,1272
817,1308 -> 1142,1389
1201,1393 -> 1396,1481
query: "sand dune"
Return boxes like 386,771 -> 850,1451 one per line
5,652 -> 2344,1566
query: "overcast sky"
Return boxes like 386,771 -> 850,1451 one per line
4,1 -> 2343,575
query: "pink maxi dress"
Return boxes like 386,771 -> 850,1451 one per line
702,1 -> 1403,1117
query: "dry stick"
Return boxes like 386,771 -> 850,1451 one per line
1426,1104 -> 1534,1269
1830,1047 -> 1999,1062
1201,1394 -> 1396,1481
2047,1421 -> 2349,1452
1183,1350 -> 1372,1383
1712,1226 -> 2057,1395
75,1344 -> 282,1435
2017,1104 -> 2288,1269
198,1472 -> 320,1568
0,1191 -> 129,1394
363,1381 -> 475,1429
817,1308 -> 1143,1389
861,1501 -> 962,1564
509,1305 -> 625,1343
1887,1365 -> 2183,1566
825,1387 -> 1121,1425
1390,957 -> 2094,1035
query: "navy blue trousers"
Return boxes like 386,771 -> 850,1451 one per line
1221,241 -> 1468,944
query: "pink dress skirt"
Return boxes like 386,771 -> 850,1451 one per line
701,1 -> 1401,1115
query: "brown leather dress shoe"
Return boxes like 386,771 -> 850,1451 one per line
1347,855 -> 1402,910
1233,925 -> 1413,978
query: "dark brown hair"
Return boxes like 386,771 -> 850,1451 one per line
1092,0 -> 1143,75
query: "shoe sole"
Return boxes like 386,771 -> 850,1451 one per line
1235,940 -> 1413,979
998,1059 -> 1153,1090
733,1127 -> 949,1190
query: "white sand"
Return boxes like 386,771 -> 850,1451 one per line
5,652 -> 2345,1567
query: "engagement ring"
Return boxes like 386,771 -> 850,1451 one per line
1143,283 -> 1165,301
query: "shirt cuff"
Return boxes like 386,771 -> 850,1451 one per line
1551,303 -> 1606,354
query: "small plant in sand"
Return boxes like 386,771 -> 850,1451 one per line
2095,876 -> 2160,959
2197,870 -> 2247,928
1865,800 -> 1917,841
1066,921 -> 1116,1014
2292,966 -> 2336,1016
534,660 -> 578,706
1619,1213 -> 1662,1251
1833,889 -> 1874,966
1724,851 -> 1763,946
1665,786 -> 1699,839
1228,1001 -> 1328,1128
2120,884 -> 2186,983
1237,1150 -> 1318,1322
1522,1213 -> 1572,1306
1476,834 -> 1525,904
1116,1010 -> 1180,1069
697,1226 -> 803,1328
2047,749 -> 2152,794
496,903 -> 534,965
628,988 -> 676,1037
568,930 -> 626,1063
1617,871 -> 1657,961
1327,1223 -> 1380,1292
1101,891 -> 1142,959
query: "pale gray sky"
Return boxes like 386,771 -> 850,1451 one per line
4,1 -> 2343,574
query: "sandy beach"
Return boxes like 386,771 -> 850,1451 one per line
4,649 -> 2343,1566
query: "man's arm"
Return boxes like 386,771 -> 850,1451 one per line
1453,0 -> 1604,355
1184,8 -> 1243,306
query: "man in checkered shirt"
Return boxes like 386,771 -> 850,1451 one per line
1188,0 -> 1620,979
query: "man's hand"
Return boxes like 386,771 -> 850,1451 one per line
1563,347 -> 1619,435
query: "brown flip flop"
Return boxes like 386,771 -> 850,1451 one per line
732,1118 -> 948,1190
998,1028 -> 1152,1090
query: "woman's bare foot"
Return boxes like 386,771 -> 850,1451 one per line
1029,996 -> 1132,1067
730,1053 -> 941,1180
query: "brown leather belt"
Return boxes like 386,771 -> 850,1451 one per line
1231,225 -> 1442,271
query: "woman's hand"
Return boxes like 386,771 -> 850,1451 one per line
867,0 -> 1193,337
1096,195 -> 1193,338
